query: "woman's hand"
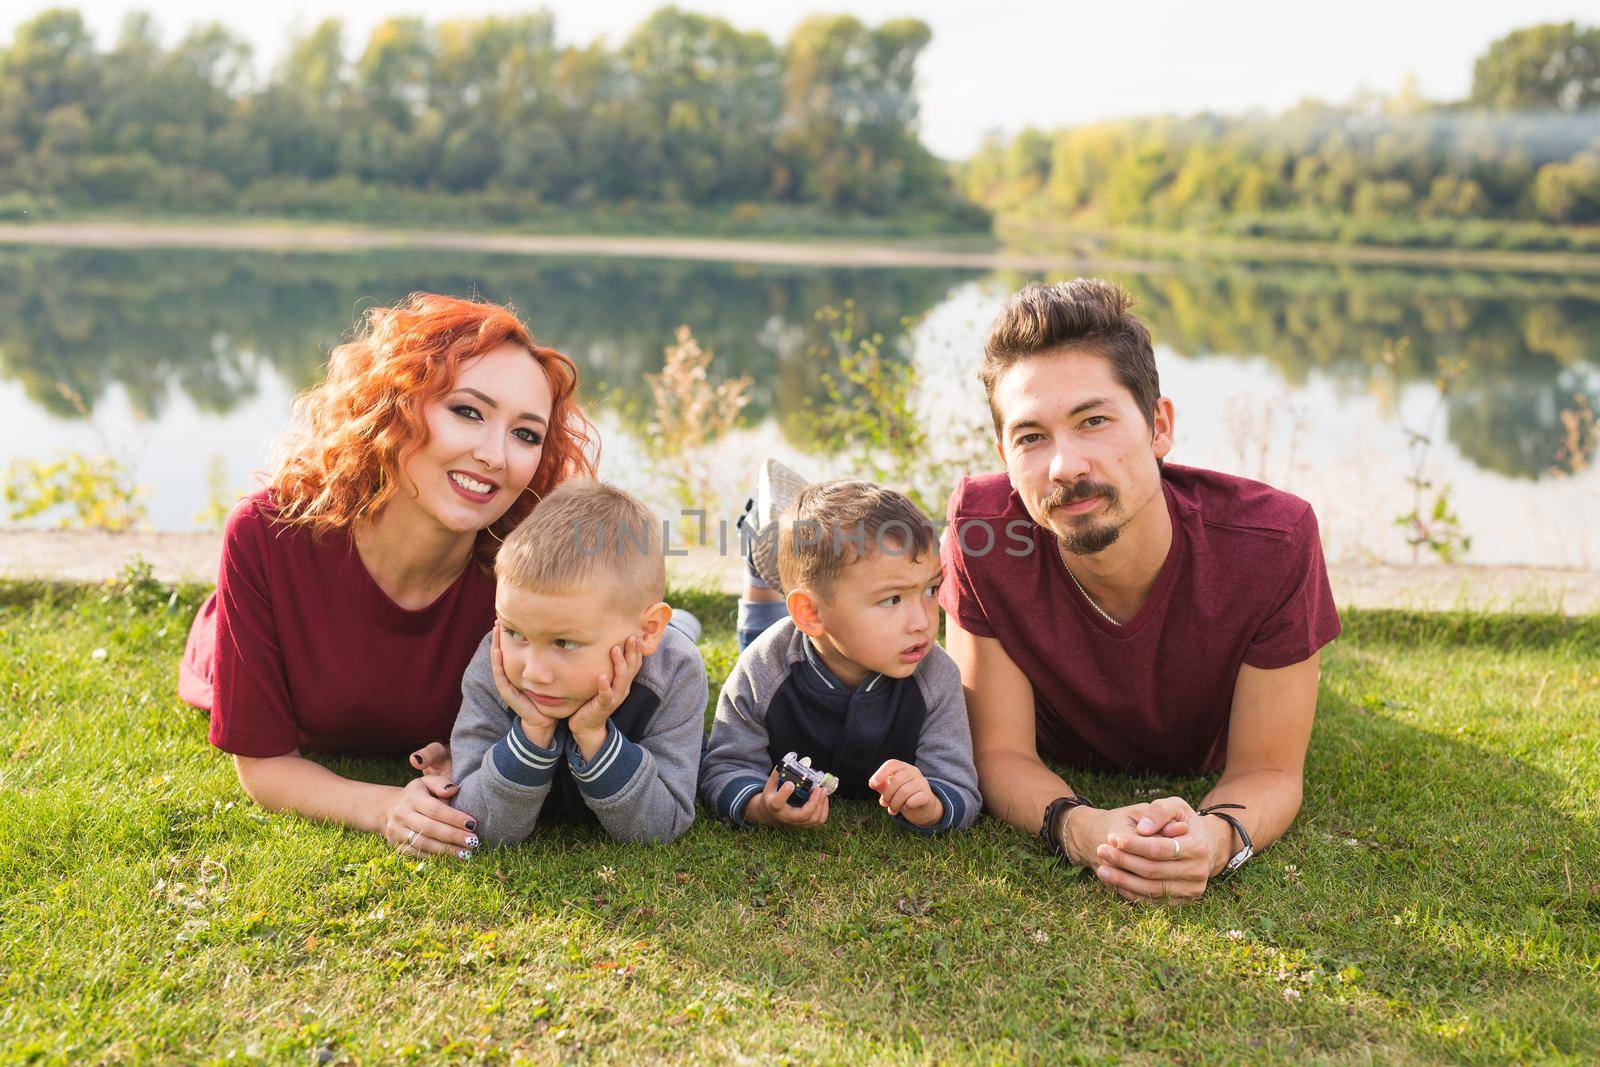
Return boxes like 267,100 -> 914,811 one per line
491,623 -> 560,749
408,741 -> 453,781
380,774 -> 479,859
568,635 -> 643,760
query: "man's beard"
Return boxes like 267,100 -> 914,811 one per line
1039,480 -> 1124,555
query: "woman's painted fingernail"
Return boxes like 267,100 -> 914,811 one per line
465,819 -> 477,832
457,849 -> 471,860
466,835 -> 480,849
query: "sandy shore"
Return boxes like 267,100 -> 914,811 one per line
6,217 -> 1598,276
3,528 -> 1595,615
0,219 -> 1170,274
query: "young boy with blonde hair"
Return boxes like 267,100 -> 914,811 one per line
700,480 -> 980,832
451,479 -> 707,845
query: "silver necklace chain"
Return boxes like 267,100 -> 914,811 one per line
1058,543 -> 1122,626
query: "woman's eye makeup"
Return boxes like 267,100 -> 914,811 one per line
454,403 -> 542,446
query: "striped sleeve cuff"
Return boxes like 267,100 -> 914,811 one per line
490,720 -> 563,787
894,779 -> 965,835
714,775 -> 769,828
567,722 -> 643,801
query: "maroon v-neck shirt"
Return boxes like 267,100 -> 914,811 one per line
939,465 -> 1340,774
179,489 -> 495,758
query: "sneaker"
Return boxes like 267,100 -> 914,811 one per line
667,608 -> 702,645
735,458 -> 811,594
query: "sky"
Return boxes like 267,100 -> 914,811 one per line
6,0 -> 1600,158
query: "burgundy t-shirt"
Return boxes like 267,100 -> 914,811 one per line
938,464 -> 1340,774
178,489 -> 496,758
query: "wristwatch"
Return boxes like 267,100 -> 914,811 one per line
1197,803 -> 1254,879
1039,793 -> 1093,864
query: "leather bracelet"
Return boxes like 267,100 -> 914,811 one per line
1196,802 -> 1254,880
1040,793 -> 1093,864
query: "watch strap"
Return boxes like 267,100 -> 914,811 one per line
1197,803 -> 1253,879
1040,793 -> 1092,863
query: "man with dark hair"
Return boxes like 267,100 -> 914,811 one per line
940,278 -> 1340,903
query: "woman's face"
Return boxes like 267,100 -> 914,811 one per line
401,342 -> 554,534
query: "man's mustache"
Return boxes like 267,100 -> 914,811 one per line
1044,481 -> 1118,511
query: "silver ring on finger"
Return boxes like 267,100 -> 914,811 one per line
403,828 -> 421,851
1172,837 -> 1182,858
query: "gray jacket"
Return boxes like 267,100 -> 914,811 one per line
451,625 -> 707,845
700,619 -> 981,832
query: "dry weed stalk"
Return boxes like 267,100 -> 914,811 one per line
645,325 -> 752,511
1553,393 -> 1596,477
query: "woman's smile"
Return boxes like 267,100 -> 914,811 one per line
447,469 -> 500,504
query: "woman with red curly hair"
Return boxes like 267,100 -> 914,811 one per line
179,292 -> 597,857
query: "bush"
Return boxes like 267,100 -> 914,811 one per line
0,191 -> 49,220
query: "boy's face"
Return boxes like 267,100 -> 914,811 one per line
799,547 -> 943,686
494,583 -> 664,717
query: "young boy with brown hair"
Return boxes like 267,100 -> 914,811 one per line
700,480 -> 980,832
450,479 -> 707,845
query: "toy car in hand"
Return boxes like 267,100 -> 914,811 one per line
776,752 -> 839,807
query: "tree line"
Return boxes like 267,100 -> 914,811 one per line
0,6 -> 983,227
961,22 -> 1600,250
5,10 -> 1599,248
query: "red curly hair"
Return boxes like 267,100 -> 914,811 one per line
268,292 -> 598,567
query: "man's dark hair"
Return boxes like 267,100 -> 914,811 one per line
980,278 -> 1160,438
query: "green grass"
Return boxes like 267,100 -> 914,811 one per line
2,572 -> 1597,1063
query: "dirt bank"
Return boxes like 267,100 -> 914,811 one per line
3,528 -> 1595,615
0,219 -> 1178,274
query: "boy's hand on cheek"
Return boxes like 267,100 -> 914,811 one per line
491,623 -> 559,749
744,769 -> 830,828
569,634 -> 643,760
869,759 -> 943,828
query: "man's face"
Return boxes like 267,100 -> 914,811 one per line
494,584 -> 649,717
993,348 -> 1173,555
808,548 -> 943,684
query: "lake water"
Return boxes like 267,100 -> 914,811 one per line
1,243 -> 1596,568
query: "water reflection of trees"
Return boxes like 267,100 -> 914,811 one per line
1112,266 -> 1600,478
4,247 -> 1598,479
0,247 -> 970,436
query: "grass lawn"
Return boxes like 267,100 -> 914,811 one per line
2,572 -> 1597,1064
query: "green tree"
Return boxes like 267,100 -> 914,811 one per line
1531,152 -> 1600,222
1471,22 -> 1600,111
0,8 -> 101,150
621,7 -> 780,203
777,15 -> 944,212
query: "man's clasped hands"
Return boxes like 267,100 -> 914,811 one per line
1061,797 -> 1237,903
